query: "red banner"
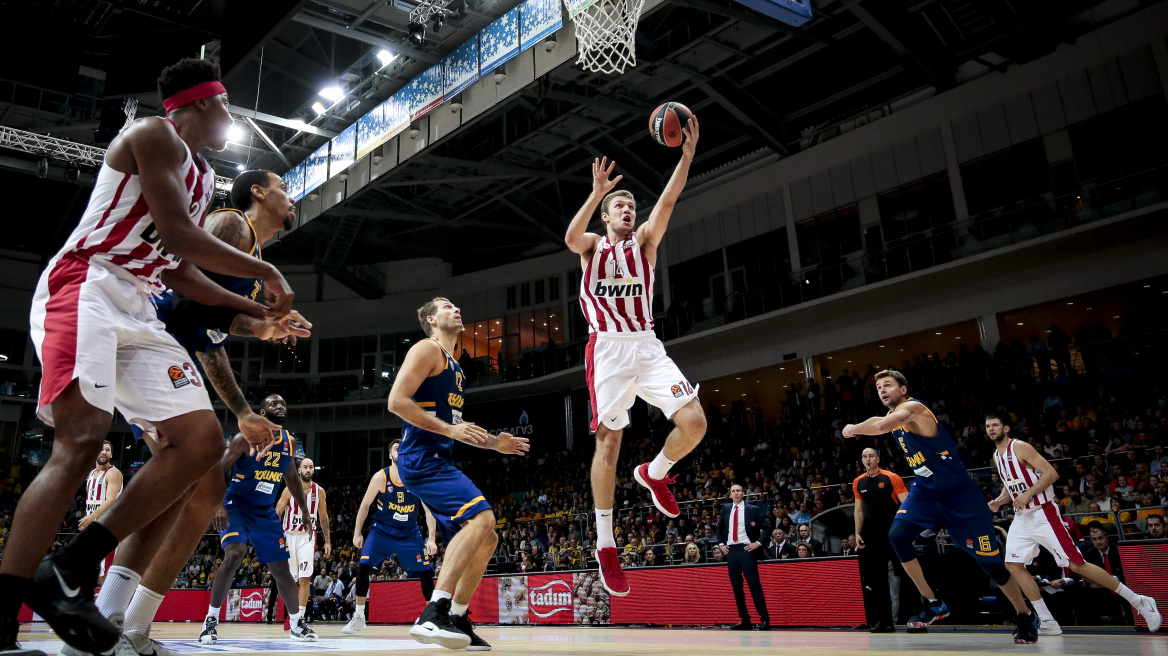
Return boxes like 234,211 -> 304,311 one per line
1119,542 -> 1168,630
19,588 -> 286,624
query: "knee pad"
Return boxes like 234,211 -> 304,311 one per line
888,521 -> 921,563
981,560 -> 1012,587
356,564 -> 372,598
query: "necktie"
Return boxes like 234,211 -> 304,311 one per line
733,505 -> 740,542
1101,552 -> 1112,575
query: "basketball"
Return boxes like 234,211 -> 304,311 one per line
649,102 -> 693,147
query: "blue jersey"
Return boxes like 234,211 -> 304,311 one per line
371,467 -> 423,537
399,339 -> 465,463
154,209 -> 262,357
225,429 -> 291,510
891,398 -> 968,491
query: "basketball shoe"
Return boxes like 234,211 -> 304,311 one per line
118,632 -> 187,656
451,612 -> 491,651
1013,612 -> 1038,644
59,613 -> 122,656
27,557 -> 118,653
0,614 -> 47,656
1037,619 -> 1062,636
633,464 -> 679,518
409,598 -> 470,650
1136,596 -> 1162,633
290,618 -> 316,642
905,597 -> 949,632
342,614 -> 367,634
595,547 -> 630,596
197,616 -> 217,645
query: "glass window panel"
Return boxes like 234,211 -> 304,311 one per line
475,322 -> 488,358
534,308 -> 549,347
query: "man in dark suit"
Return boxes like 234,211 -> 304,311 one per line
1080,523 -> 1130,624
339,559 -> 358,593
717,484 -> 771,630
766,528 -> 797,560
795,524 -> 823,556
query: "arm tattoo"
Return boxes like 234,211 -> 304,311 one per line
196,347 -> 250,416
229,314 -> 258,338
207,211 -> 253,252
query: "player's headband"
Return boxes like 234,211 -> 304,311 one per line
163,81 -> 227,113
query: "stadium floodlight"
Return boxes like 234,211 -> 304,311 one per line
376,50 -> 396,67
408,21 -> 426,47
319,86 -> 344,103
227,124 -> 245,142
312,102 -> 327,116
236,163 -> 246,171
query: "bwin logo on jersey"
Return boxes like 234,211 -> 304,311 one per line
593,277 -> 644,298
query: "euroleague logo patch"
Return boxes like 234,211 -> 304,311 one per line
168,366 -> 190,389
966,539 -> 975,548
671,380 -> 694,398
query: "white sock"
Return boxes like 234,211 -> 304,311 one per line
648,451 -> 677,480
289,612 -> 301,626
450,601 -> 469,617
595,509 -> 615,550
430,589 -> 453,603
356,603 -> 366,619
206,605 -> 221,621
1031,599 -> 1054,622
123,587 -> 165,636
1116,583 -> 1140,605
299,606 -> 306,618
96,566 -> 141,618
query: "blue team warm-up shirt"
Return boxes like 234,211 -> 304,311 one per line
396,339 -> 490,543
219,429 -> 292,564
360,467 -> 432,573
891,398 -> 1000,561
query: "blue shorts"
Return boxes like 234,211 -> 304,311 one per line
397,452 -> 491,543
894,482 -> 1001,563
219,505 -> 289,565
361,526 -> 432,573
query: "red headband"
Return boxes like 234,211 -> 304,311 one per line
163,81 -> 227,113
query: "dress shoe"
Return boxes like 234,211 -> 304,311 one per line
759,621 -> 771,631
730,621 -> 753,631
869,623 -> 896,633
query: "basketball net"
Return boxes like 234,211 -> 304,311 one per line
563,0 -> 645,75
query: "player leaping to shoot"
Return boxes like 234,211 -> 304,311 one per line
843,370 -> 1038,643
564,115 -> 706,598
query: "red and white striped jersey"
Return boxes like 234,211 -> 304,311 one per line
85,466 -> 116,515
580,234 -> 655,333
57,119 -> 214,293
283,482 -> 320,533
993,439 -> 1056,511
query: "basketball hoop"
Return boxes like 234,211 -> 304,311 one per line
563,0 -> 645,75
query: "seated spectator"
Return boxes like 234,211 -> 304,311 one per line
683,543 -> 703,564
1146,514 -> 1166,539
643,549 -> 659,567
795,543 -> 813,558
766,528 -> 796,560
796,524 -> 824,556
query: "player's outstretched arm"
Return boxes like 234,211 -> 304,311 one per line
564,157 -> 619,255
351,470 -> 385,550
275,487 -> 291,521
387,341 -> 489,445
126,119 -> 292,316
842,405 -> 914,437
317,487 -> 331,557
221,435 -> 250,475
637,116 -> 699,249
195,346 -> 278,456
162,261 -> 266,320
461,430 -> 531,455
422,504 -> 438,555
283,438 -> 312,529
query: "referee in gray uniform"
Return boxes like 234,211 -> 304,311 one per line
717,484 -> 771,630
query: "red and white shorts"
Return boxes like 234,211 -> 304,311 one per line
29,254 -> 212,430
99,550 -> 116,578
1004,503 -> 1086,567
585,331 -> 699,431
286,530 -> 315,579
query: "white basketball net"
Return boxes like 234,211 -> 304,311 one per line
563,0 -> 645,75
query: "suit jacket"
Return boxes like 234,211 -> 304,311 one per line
1082,544 -> 1125,582
841,547 -> 859,556
768,540 -> 797,560
717,502 -> 772,559
339,567 -> 357,589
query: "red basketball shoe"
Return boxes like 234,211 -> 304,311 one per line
634,463 -> 680,517
596,547 -> 630,597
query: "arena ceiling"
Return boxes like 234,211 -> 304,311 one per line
0,0 -> 1147,287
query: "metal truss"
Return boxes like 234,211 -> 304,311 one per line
0,126 -> 232,195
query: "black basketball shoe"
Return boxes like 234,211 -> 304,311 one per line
26,557 -> 117,653
451,612 -> 491,651
409,599 -> 470,650
0,615 -> 46,656
1013,612 -> 1039,644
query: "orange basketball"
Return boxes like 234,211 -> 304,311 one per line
649,102 -> 693,147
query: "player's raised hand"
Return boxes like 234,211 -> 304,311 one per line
493,432 -> 530,456
855,533 -> 866,549
425,538 -> 438,556
300,508 -> 313,532
261,270 -> 294,318
450,421 -> 490,445
352,532 -> 364,550
988,498 -> 1003,512
253,310 -> 313,344
324,540 -> 332,558
680,115 -> 699,159
842,424 -> 858,438
592,157 -> 623,195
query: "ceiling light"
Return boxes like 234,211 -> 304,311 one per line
1017,322 -> 1024,326
879,345 -> 885,348
432,13 -> 445,32
36,156 -> 49,179
376,50 -> 396,67
236,164 -> 245,171
408,21 -> 426,47
311,102 -> 327,116
319,86 -> 344,103
1144,284 -> 1151,288
935,332 -> 941,335
227,124 -> 245,142
1113,315 -> 1119,318
1066,302 -> 1074,305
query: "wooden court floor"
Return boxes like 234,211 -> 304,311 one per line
19,622 -> 1165,656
